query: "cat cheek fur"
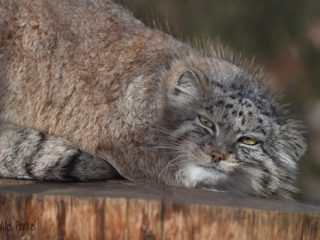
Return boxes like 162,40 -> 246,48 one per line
278,123 -> 307,165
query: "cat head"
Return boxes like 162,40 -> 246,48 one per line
161,55 -> 307,199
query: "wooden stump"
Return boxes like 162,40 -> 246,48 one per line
0,179 -> 319,239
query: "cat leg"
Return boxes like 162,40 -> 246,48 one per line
0,122 -> 120,181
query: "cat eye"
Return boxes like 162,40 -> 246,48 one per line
239,137 -> 258,146
198,115 -> 214,129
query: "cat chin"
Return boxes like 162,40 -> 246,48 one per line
176,163 -> 229,188
177,163 -> 263,197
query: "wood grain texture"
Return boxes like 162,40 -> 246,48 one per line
0,180 -> 319,240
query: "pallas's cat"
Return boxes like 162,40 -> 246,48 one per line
0,0 -> 307,199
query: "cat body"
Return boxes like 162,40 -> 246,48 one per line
0,0 -> 307,199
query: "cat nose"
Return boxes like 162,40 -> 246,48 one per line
211,152 -> 226,162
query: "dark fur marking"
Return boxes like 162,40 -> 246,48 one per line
213,81 -> 223,89
194,126 -> 209,137
231,83 -> 237,89
11,130 -> 28,161
45,155 -> 64,179
205,106 -> 214,114
24,132 -> 46,177
262,167 -> 271,190
173,88 -> 182,96
62,150 -> 82,181
216,100 -> 224,106
261,147 -> 281,172
254,160 -> 272,191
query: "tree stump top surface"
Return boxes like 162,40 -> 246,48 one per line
0,179 -> 319,215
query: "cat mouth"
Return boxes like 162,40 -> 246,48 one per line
198,160 -> 238,174
198,163 -> 223,171
198,164 -> 215,168
197,158 -> 221,168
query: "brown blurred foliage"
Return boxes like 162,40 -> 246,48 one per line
118,0 -> 320,204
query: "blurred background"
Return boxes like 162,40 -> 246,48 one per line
118,0 -> 320,204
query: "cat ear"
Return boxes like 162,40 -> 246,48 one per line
167,69 -> 207,107
173,71 -> 199,97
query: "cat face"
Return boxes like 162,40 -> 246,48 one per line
162,58 -> 307,199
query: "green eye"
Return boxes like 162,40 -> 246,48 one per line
240,137 -> 258,145
199,115 -> 214,128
